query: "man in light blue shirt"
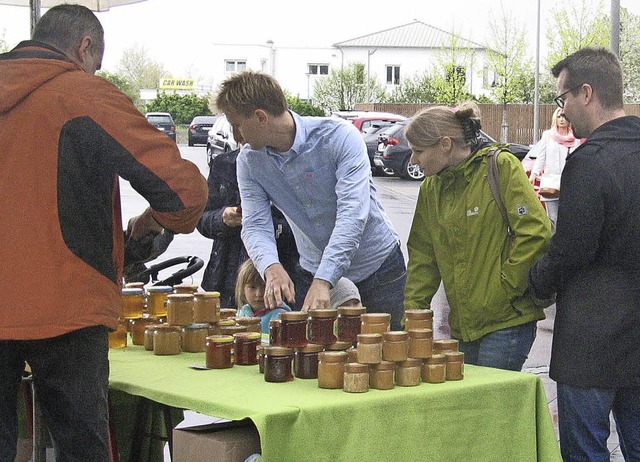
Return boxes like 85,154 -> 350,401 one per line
215,71 -> 406,329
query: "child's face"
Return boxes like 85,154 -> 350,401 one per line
244,281 -> 265,310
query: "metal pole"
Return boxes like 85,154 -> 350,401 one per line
533,0 -> 541,144
30,0 -> 41,37
610,0 -> 620,56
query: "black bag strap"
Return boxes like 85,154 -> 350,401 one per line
486,147 -> 516,239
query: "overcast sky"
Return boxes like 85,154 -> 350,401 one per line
1,0 -> 638,81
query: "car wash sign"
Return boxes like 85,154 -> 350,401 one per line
159,78 -> 196,90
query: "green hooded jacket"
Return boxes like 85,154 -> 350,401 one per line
404,145 -> 552,341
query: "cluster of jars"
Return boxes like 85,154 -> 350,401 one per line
257,308 -> 464,390
109,282 -> 261,359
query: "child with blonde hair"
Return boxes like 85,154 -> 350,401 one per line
235,259 -> 291,333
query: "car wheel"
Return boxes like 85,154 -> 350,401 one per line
402,158 -> 425,181
207,145 -> 214,166
188,138 -> 194,147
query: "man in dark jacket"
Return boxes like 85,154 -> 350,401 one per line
529,47 -> 640,461
0,6 -> 207,461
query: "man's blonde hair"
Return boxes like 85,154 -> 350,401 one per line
215,71 -> 287,117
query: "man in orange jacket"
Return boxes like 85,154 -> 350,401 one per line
0,5 -> 207,460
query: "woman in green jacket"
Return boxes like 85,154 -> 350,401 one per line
403,102 -> 551,371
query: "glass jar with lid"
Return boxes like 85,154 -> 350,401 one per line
317,351 -> 348,389
407,328 -> 433,359
307,309 -> 337,345
324,341 -> 352,353
382,331 -> 409,362
153,325 -> 181,355
236,316 -> 262,334
269,319 -> 282,346
403,309 -> 433,331
336,306 -> 366,344
360,313 -> 391,335
294,344 -> 324,379
343,363 -> 370,393
219,308 -> 237,320
181,323 -> 209,353
130,317 -> 158,346
370,360 -> 395,390
395,358 -> 422,386
143,324 -> 162,351
234,332 -> 261,366
209,319 -> 235,336
172,283 -> 199,294
193,291 -> 220,323
264,346 -> 294,383
422,354 -> 447,383
121,288 -> 144,319
205,335 -> 234,369
279,311 -> 308,348
356,333 -> 383,364
166,293 -> 194,326
108,318 -> 128,348
433,339 -> 459,355
445,351 -> 465,381
146,285 -> 173,318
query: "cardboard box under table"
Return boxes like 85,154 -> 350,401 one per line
108,345 -> 561,461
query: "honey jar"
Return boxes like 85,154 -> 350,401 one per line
236,316 -> 262,334
205,335 -> 234,369
407,328 -> 433,359
395,358 -> 422,386
234,332 -> 261,366
307,309 -> 337,345
193,291 -> 220,323
370,361 -> 395,390
258,344 -> 267,374
172,283 -> 199,294
264,346 -> 294,383
356,333 -> 383,364
346,347 -> 359,363
130,317 -> 158,346
382,331 -> 409,362
279,311 -> 308,348
219,308 -> 237,320
403,309 -> 434,331
269,319 -> 282,346
294,344 -> 323,379
445,351 -> 465,381
166,293 -> 194,326
422,354 -> 447,384
181,323 -> 209,353
146,285 -> 173,318
108,318 -> 128,348
209,319 -> 235,336
153,325 -> 181,355
336,306 -> 366,344
143,324 -> 162,351
121,288 -> 144,319
343,363 -> 370,393
433,339 -> 459,355
317,351 -> 348,389
360,313 -> 391,335
219,324 -> 247,337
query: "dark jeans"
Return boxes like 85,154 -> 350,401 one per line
295,244 -> 407,330
456,320 -> 538,371
557,383 -> 640,462
0,326 -> 111,462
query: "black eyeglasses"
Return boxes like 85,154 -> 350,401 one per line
554,84 -> 583,108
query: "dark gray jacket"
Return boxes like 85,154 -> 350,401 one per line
529,115 -> 640,388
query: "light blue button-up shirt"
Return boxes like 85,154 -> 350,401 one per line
237,111 -> 399,287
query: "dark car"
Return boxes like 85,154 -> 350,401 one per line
188,115 -> 218,146
374,121 -> 531,181
362,121 -> 402,176
145,112 -> 176,142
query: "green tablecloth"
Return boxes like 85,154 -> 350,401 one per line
109,345 -> 561,462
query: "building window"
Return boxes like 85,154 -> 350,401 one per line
225,60 -> 247,73
386,65 -> 400,85
307,63 -> 329,75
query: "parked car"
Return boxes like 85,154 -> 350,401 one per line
331,110 -> 406,133
362,121 -> 402,176
188,115 -> 218,146
206,114 -> 238,165
374,121 -> 531,181
145,112 -> 176,142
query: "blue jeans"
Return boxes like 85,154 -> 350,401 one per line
455,320 -> 537,371
0,326 -> 111,462
295,244 -> 407,330
557,383 -> 640,462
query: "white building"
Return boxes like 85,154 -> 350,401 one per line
156,21 -> 494,105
